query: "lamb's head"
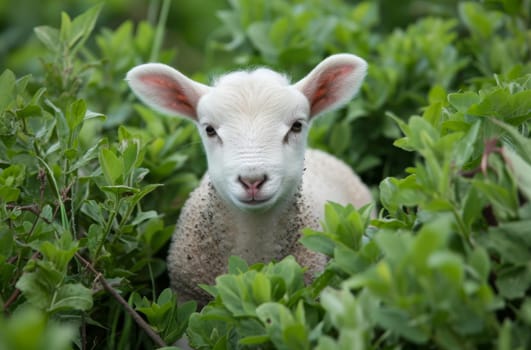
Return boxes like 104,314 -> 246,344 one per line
126,54 -> 367,212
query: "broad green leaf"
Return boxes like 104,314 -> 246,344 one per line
256,302 -> 298,350
39,239 -> 78,272
216,274 -> 257,317
265,256 -> 305,295
0,70 -> 16,111
493,119 -> 531,163
300,230 -> 335,257
48,283 -> 93,312
334,244 -> 371,276
448,91 -> 480,113
59,12 -> 72,43
481,221 -> 531,265
472,180 -> 518,218
453,120 -> 481,168
252,273 -> 271,304
504,148 -> 531,200
375,307 -> 430,343
15,272 -> 52,309
228,255 -> 249,274
496,266 -> 531,300
66,99 -> 87,132
68,139 -> 104,173
99,148 -> 123,185
422,102 -> 442,127
468,247 -> 490,282
283,323 -> 310,350
68,3 -> 103,50
34,26 -> 60,52
428,251 -> 464,287
122,138 -> 141,178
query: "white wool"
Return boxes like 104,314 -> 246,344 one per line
126,54 -> 372,303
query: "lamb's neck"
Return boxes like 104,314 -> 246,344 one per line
207,182 -> 303,264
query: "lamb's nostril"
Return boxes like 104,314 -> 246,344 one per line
238,175 -> 267,191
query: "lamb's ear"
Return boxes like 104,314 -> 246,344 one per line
126,63 -> 210,120
294,54 -> 367,118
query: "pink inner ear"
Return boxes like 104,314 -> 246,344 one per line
308,65 -> 354,116
139,74 -> 196,117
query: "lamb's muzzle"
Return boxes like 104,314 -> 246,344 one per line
126,54 -> 373,304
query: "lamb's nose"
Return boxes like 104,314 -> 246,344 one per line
238,175 -> 267,196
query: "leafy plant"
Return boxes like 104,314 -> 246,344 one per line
1,0 -> 530,349
1,3 -> 198,349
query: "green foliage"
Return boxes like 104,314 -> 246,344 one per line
208,0 -> 530,184
186,68 -> 531,349
1,0 -> 530,349
1,3 -> 199,349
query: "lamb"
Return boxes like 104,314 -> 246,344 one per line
126,54 -> 373,303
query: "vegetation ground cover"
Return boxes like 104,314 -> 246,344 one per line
0,0 -> 530,349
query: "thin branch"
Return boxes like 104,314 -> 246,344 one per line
75,253 -> 167,348
3,251 -> 41,313
3,289 -> 21,313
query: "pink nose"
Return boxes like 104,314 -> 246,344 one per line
238,175 -> 267,197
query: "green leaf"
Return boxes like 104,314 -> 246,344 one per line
427,251 -> 464,288
374,307 -> 429,344
15,272 -> 52,309
99,148 -> 123,185
0,164 -> 25,202
228,255 -> 248,274
68,139 -> 104,173
330,122 -> 351,154
453,120 -> 481,168
482,220 -> 531,265
256,302 -> 301,350
34,26 -> 60,52
459,2 -> 502,38
493,119 -> 531,163
468,247 -> 491,282
239,334 -> 270,345
48,283 -> 93,312
0,70 -> 16,111
247,22 -> 277,60
423,102 -> 442,127
68,3 -> 103,51
504,148 -> 531,200
300,229 -> 335,257
448,91 -> 480,113
122,138 -> 141,178
216,274 -> 257,317
252,273 -> 271,304
496,266 -> 531,300
66,99 -> 87,132
59,12 -> 72,43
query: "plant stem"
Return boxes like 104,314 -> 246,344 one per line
93,198 -> 119,261
149,0 -> 171,62
75,253 -> 167,348
36,156 -> 70,232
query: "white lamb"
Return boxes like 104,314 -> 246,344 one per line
126,54 -> 372,303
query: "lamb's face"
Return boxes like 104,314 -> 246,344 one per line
196,70 -> 310,212
127,54 -> 368,213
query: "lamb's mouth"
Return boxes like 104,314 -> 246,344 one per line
236,195 -> 276,211
240,198 -> 270,205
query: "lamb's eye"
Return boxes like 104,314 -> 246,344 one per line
290,121 -> 303,133
205,125 -> 217,137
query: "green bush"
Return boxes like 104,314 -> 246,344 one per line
0,0 -> 530,349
